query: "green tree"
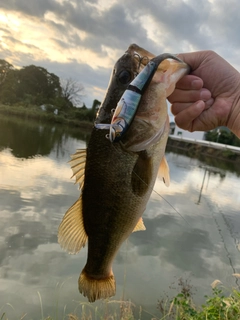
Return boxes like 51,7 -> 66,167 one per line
0,71 -> 19,104
0,59 -> 14,86
17,65 -> 62,105
91,99 -> 101,111
0,60 -> 19,104
205,127 -> 240,146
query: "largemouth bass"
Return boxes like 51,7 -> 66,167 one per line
58,44 -> 189,302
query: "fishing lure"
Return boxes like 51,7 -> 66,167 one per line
95,53 -> 181,143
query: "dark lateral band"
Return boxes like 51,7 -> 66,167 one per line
128,85 -> 142,95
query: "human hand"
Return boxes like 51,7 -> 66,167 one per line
168,51 -> 240,138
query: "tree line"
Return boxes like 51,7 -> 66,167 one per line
0,59 -> 101,122
205,127 -> 240,147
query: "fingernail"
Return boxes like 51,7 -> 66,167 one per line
195,100 -> 205,110
205,98 -> 214,108
200,90 -> 211,101
192,79 -> 202,89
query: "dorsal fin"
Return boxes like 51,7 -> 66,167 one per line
69,149 -> 86,189
58,196 -> 88,254
132,217 -> 146,232
158,156 -> 170,187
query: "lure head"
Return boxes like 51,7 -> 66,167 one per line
95,51 -> 156,143
94,47 -> 141,126
94,44 -> 190,149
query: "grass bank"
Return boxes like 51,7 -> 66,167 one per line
0,104 -> 93,131
1,278 -> 240,320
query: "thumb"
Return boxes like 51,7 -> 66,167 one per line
176,51 -> 212,71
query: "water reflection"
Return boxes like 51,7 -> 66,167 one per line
0,115 -> 91,158
196,167 -> 226,205
0,116 -> 240,318
166,144 -> 240,176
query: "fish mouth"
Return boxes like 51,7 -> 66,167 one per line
127,44 -> 156,62
95,44 -> 189,131
127,45 -> 190,98
126,43 -> 190,76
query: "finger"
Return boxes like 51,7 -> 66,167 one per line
173,100 -> 205,131
175,75 -> 203,90
168,88 -> 211,104
171,98 -> 214,116
171,102 -> 193,115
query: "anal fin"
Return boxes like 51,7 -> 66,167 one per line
132,218 -> 146,232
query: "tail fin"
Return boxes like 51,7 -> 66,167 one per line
78,269 -> 116,302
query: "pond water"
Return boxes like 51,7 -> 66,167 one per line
0,115 -> 240,319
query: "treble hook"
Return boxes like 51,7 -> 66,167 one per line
140,56 -> 149,66
133,53 -> 150,73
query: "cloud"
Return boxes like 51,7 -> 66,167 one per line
0,0 -> 57,17
1,0 -> 240,106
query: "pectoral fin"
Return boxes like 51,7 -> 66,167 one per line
58,196 -> 88,254
131,151 -> 152,196
158,156 -> 170,187
132,218 -> 146,232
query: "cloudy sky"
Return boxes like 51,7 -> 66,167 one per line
0,0 -> 240,107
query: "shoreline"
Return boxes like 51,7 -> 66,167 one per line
1,104 -> 240,162
167,135 -> 240,163
0,104 -> 93,131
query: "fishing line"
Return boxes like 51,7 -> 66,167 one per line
111,142 -> 191,226
132,168 -> 191,227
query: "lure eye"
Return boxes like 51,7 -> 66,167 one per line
118,70 -> 132,84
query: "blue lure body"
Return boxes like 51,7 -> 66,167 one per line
95,53 -> 181,143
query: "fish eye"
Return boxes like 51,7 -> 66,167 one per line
118,70 -> 132,84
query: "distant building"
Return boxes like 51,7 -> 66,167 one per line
169,122 -> 175,135
40,104 -> 58,115
167,102 -> 206,140
40,104 -> 46,111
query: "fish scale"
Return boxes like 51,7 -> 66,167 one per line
58,43 -> 190,302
